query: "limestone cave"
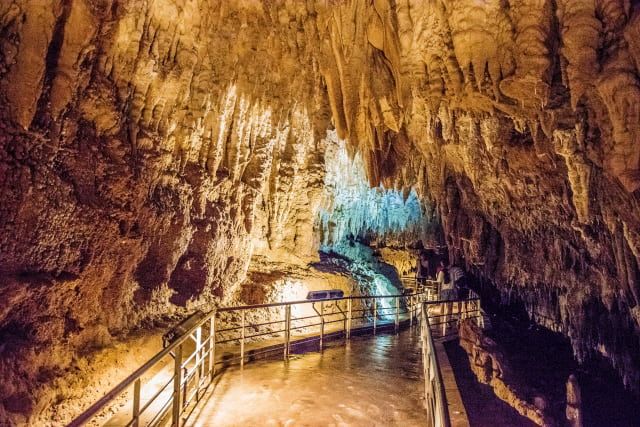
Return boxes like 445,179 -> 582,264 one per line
1,1 -> 640,426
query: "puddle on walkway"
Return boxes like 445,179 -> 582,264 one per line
190,328 -> 426,427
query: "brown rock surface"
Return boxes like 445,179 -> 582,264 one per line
1,1 -> 640,424
459,319 -> 551,425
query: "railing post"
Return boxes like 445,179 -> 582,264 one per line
195,326 -> 202,400
319,300 -> 324,350
172,343 -> 183,427
209,316 -> 216,380
395,296 -> 400,331
196,326 -> 202,370
373,298 -> 377,334
342,300 -> 347,334
284,305 -> 291,359
409,296 -> 413,328
132,378 -> 141,427
182,366 -> 188,411
240,310 -> 245,368
442,302 -> 449,337
346,298 -> 352,339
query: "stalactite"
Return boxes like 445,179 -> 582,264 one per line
2,1 -> 640,424
318,132 -> 425,246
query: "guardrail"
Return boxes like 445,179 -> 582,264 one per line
420,295 -> 482,427
400,276 -> 439,300
69,290 -> 437,427
421,301 -> 450,427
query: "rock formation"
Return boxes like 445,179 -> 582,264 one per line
459,319 -> 552,425
1,0 -> 640,424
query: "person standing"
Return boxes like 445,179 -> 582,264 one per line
436,261 -> 456,334
436,261 -> 456,300
416,251 -> 430,285
449,264 -> 469,299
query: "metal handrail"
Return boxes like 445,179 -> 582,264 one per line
69,285 -> 479,427
420,293 -> 482,427
215,292 -> 416,312
68,308 -> 210,427
421,302 -> 451,427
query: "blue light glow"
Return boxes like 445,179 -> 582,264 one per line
318,133 -> 423,246
317,133 -> 425,315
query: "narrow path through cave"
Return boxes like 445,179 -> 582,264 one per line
189,329 -> 427,427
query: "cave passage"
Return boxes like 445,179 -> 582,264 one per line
315,135 -> 428,315
3,1 -> 640,426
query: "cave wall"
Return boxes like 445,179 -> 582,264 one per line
0,1 -> 331,421
1,0 -> 640,422
403,2 -> 640,389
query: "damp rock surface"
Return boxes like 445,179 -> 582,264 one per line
458,317 -> 640,427
443,339 -> 537,427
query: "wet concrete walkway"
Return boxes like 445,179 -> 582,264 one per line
190,328 -> 427,427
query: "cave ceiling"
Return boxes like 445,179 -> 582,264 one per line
1,1 -> 640,421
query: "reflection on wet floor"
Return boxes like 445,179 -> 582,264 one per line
190,328 -> 426,427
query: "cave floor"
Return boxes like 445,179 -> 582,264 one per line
102,313 -> 419,426
189,328 -> 427,427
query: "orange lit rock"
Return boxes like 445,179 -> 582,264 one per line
1,1 -> 640,424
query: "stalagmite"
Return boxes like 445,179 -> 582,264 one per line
566,374 -> 583,427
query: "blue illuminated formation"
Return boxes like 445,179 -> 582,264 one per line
318,133 -> 424,316
318,132 -> 423,246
